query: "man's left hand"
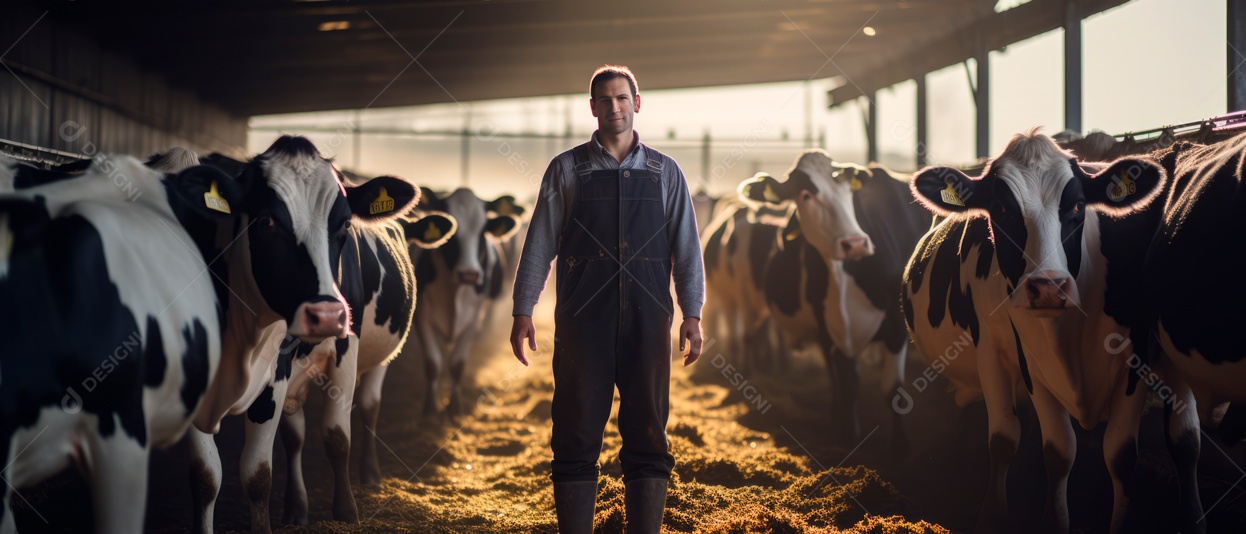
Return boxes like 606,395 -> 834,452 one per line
678,317 -> 703,366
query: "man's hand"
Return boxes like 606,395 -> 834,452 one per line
678,317 -> 703,367
510,315 -> 537,366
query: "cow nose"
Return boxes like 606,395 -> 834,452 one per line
457,270 -> 481,285
1024,274 -> 1073,309
298,301 -> 348,339
837,237 -> 871,261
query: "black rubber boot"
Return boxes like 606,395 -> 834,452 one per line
624,478 -> 668,534
554,480 -> 597,534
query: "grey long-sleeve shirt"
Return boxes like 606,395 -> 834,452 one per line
512,132 -> 705,319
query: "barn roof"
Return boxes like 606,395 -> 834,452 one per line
15,0 -> 1126,116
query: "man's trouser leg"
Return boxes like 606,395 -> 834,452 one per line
617,260 -> 675,533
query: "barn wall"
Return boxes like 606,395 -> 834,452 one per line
0,14 -> 247,161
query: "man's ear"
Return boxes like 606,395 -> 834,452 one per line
165,165 -> 244,220
484,214 -> 522,240
348,176 -> 418,221
1080,158 -> 1166,217
486,195 -> 525,217
737,173 -> 790,208
911,166 -> 978,216
634,93 -> 641,113
400,211 -> 457,249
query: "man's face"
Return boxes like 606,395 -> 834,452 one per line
591,77 -> 640,135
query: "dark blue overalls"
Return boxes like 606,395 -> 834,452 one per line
550,142 -> 675,484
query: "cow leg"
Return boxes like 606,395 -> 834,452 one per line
90,435 -> 149,533
1103,377 -> 1146,534
1164,376 -> 1205,533
241,377 -> 291,534
1032,383 -> 1074,534
822,343 -> 860,447
419,319 -> 444,417
447,324 -> 479,417
976,343 -> 1019,533
279,407 -> 309,525
880,343 -> 909,456
357,364 -> 389,486
322,336 -> 360,523
189,428 -> 222,534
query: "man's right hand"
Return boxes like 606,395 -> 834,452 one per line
510,315 -> 537,366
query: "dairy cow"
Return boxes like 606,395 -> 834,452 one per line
170,136 -> 422,533
1141,133 -> 1246,533
410,188 -> 520,416
737,150 -> 928,447
903,130 -> 1167,533
701,191 -> 789,372
0,153 -> 241,533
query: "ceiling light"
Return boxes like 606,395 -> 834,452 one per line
863,26 -> 876,36
319,20 -> 350,31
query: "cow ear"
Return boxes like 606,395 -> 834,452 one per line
738,173 -> 789,208
838,165 -> 869,192
348,176 -> 418,221
400,211 -> 457,249
911,166 -> 977,216
166,165 -> 244,220
484,214 -> 521,239
486,195 -> 525,217
1082,158 -> 1166,216
776,211 -> 802,250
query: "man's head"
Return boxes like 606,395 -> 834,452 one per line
589,65 -> 641,136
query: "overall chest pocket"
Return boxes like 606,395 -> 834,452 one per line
577,173 -> 618,202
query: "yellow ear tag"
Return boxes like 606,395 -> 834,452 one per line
370,187 -> 395,215
204,181 -> 231,214
762,182 -> 781,203
423,222 -> 443,241
1108,171 -> 1137,202
940,181 -> 965,206
850,176 -> 863,191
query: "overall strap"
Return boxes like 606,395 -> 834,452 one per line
641,145 -> 664,183
571,144 -> 594,177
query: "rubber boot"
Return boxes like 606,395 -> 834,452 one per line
624,478 -> 668,534
554,480 -> 597,534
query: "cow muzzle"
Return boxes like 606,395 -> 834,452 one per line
835,236 -> 874,261
457,269 -> 482,286
1018,270 -> 1079,313
290,300 -> 349,341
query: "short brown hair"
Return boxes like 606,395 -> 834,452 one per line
590,65 -> 638,100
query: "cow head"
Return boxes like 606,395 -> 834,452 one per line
737,150 -> 874,261
418,187 -> 520,287
911,130 -> 1165,314
235,136 -> 418,341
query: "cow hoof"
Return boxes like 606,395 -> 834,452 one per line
281,507 -> 308,526
333,499 -> 360,524
360,465 -> 383,486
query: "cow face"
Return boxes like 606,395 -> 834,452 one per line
911,131 -> 1164,314
237,136 -> 418,341
737,150 -> 874,262
419,188 -> 520,287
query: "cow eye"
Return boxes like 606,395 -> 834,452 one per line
799,191 -> 813,202
990,199 -> 1006,215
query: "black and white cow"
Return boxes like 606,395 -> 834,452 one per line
271,202 -> 455,526
701,190 -> 789,372
409,188 -> 520,416
738,150 -> 929,447
903,130 -> 1167,533
0,153 -> 241,532
1141,133 -> 1246,533
172,136 -> 423,533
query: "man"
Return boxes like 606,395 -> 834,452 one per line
510,65 -> 705,533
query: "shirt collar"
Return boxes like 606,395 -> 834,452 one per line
590,130 -> 644,167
